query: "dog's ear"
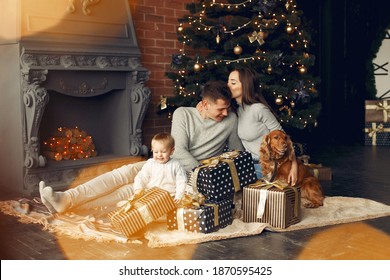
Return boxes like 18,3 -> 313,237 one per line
286,134 -> 295,161
260,134 -> 271,160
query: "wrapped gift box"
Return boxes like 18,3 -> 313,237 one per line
167,198 -> 233,233
108,187 -> 176,237
306,164 -> 332,181
242,181 -> 301,229
193,151 -> 257,201
364,122 -> 390,146
365,100 -> 390,123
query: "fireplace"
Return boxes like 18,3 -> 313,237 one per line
0,0 -> 150,194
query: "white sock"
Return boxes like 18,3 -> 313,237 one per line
39,181 -> 71,213
39,181 -> 57,213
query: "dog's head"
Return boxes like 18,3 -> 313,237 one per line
260,130 -> 295,162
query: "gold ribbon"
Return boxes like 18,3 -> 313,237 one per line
193,151 -> 241,192
249,178 -> 290,190
304,163 -> 323,168
249,179 -> 299,219
364,123 -> 390,146
115,189 -> 145,215
365,100 -> 390,122
248,31 -> 265,45
176,194 -> 219,228
204,203 -> 219,226
111,189 -> 153,223
177,193 -> 206,209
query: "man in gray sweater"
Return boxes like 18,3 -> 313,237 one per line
171,80 -> 244,172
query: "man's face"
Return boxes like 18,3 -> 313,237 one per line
203,98 -> 230,122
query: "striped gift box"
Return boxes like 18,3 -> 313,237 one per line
242,184 -> 301,229
108,187 -> 176,237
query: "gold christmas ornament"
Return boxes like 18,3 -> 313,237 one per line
286,25 -> 294,34
160,96 -> 167,110
290,100 -> 295,108
266,65 -> 273,74
233,44 -> 242,55
194,62 -> 202,72
216,33 -> 221,44
275,96 -> 283,105
298,65 -> 307,74
178,25 -> 183,32
259,30 -> 268,39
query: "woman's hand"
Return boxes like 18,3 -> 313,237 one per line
288,156 -> 298,186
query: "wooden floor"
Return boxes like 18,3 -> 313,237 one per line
0,144 -> 389,260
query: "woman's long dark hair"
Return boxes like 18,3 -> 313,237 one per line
230,66 -> 278,118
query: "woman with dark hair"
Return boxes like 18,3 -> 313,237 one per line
227,66 -> 297,184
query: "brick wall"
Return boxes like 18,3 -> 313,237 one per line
129,0 -> 188,150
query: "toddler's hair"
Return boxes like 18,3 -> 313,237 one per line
151,132 -> 175,149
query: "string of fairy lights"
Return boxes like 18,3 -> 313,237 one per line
177,0 -> 309,67
169,0 -> 318,128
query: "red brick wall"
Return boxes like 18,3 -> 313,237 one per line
129,0 -> 188,150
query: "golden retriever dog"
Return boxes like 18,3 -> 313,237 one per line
259,130 -> 324,208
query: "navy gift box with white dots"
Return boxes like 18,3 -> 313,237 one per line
194,151 -> 257,201
166,198 -> 233,233
364,122 -> 390,146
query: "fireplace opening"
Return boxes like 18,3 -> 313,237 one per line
39,87 -> 133,166
33,67 -> 148,171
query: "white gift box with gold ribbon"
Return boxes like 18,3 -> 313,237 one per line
108,187 -> 176,237
242,180 -> 301,229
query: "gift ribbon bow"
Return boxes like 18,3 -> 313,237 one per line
303,163 -> 323,178
248,31 -> 265,45
193,151 -> 241,192
364,123 -> 390,146
249,179 -> 299,220
176,194 -> 219,229
111,189 -> 154,224
177,193 -> 206,209
365,100 -> 390,122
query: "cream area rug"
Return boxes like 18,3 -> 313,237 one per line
0,196 -> 389,248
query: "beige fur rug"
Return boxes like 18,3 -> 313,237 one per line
1,196 -> 389,248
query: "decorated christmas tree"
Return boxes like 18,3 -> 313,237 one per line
165,0 -> 321,132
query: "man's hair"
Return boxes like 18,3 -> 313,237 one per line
151,132 -> 175,149
201,80 -> 232,103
